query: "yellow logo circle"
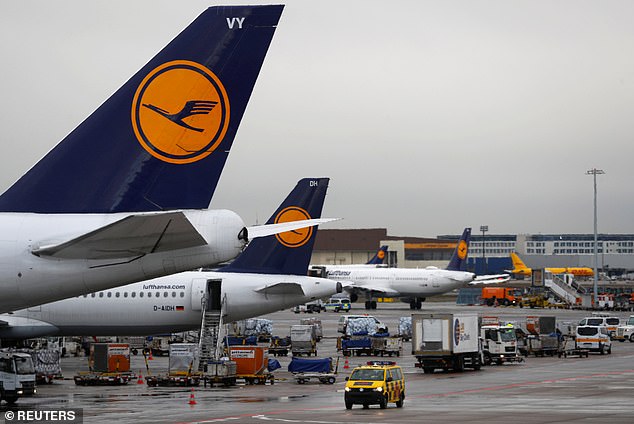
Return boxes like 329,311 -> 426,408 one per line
274,207 -> 313,248
131,60 -> 230,164
377,250 -> 385,260
457,240 -> 468,260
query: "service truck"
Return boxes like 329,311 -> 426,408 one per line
411,313 -> 482,373
0,351 -> 36,404
480,323 -> 523,364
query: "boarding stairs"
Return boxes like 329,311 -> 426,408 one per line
197,287 -> 226,372
544,274 -> 585,305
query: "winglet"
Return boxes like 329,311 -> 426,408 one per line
0,5 -> 284,213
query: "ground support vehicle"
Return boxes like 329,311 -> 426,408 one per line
146,343 -> 202,387
146,373 -> 200,387
288,357 -> 338,384
579,314 -> 621,339
269,336 -> 291,357
372,336 -> 402,357
480,324 -> 524,364
17,349 -> 62,384
74,371 -> 136,385
344,361 -> 405,410
398,317 -> 412,341
338,336 -> 373,357
324,297 -> 351,313
290,325 -> 318,356
481,287 -> 522,306
614,315 -> 634,342
521,334 -> 560,357
292,300 -> 323,314
411,313 -> 482,373
229,346 -> 275,385
202,360 -> 237,387
0,351 -> 36,404
575,325 -> 612,354
557,336 -> 589,358
300,317 -> 323,341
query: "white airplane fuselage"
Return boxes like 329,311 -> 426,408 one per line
0,210 -> 245,313
326,267 -> 475,298
0,271 -> 339,338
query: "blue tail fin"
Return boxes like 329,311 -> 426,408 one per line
222,178 -> 329,275
0,5 -> 283,213
366,246 -> 388,265
446,228 -> 471,271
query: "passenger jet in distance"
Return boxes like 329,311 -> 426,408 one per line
311,228 -> 510,310
0,178 -> 342,339
508,252 -> 594,277
0,6 -> 337,313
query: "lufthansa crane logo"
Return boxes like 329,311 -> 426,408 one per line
457,240 -> 468,260
377,250 -> 385,260
131,60 -> 230,164
274,207 -> 313,248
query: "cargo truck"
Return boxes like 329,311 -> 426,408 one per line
0,351 -> 36,404
480,323 -> 524,364
411,313 -> 482,373
614,315 -> 634,342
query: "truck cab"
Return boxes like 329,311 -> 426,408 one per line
344,361 -> 405,409
614,315 -> 634,342
480,324 -> 523,365
0,351 -> 36,404
575,325 -> 612,354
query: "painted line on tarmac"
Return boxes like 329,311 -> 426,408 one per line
411,369 -> 634,399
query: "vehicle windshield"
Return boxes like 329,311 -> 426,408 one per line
586,318 -> 603,326
606,318 -> 620,326
628,317 -> 634,326
577,327 -> 598,336
349,368 -> 385,381
14,357 -> 34,375
499,328 -> 516,342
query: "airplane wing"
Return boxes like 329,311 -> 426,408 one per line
32,211 -> 206,260
254,282 -> 305,296
470,274 -> 511,285
246,218 -> 340,240
344,284 -> 400,297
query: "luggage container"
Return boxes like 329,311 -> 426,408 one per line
145,344 -> 201,387
75,343 -> 135,386
290,325 -> 317,356
411,313 -> 482,373
228,346 -> 274,385
288,357 -> 338,384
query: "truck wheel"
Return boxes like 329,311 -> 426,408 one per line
607,345 -> 612,354
379,394 -> 388,409
423,367 -> 434,374
630,334 -> 634,343
483,353 -> 492,366
599,343 -> 605,355
327,377 -> 336,384
345,400 -> 353,410
396,393 -> 404,408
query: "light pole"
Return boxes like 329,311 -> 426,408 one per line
586,168 -> 605,309
480,225 -> 488,274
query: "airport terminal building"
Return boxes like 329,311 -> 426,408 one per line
312,229 -> 634,276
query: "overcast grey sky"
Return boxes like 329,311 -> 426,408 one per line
1,1 -> 633,237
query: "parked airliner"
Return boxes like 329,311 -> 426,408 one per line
0,178 -> 342,339
0,6 -> 336,313
508,252 -> 594,277
312,228 -> 509,310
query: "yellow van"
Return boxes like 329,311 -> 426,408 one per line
344,361 -> 405,409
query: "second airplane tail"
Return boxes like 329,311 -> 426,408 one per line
222,178 -> 330,275
366,246 -> 388,265
446,227 -> 471,271
0,5 -> 283,213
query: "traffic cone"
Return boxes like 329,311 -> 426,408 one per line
188,388 -> 197,406
137,371 -> 144,385
148,350 -> 154,361
343,358 -> 350,369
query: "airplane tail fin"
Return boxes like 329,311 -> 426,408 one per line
366,246 -> 388,265
222,178 -> 329,275
510,252 -> 527,270
0,5 -> 283,213
446,227 -> 471,271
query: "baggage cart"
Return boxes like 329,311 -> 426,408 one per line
288,357 -> 338,384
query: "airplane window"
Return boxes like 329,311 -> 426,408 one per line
163,292 -> 168,298
155,292 -> 160,298
180,292 -> 185,298
131,292 -> 136,298
172,292 -> 176,297
123,292 -> 128,298
91,293 -> 95,298
139,292 -> 144,298
107,292 -> 112,298
147,292 -> 151,298
99,293 -> 104,298
83,294 -> 87,298
115,292 -> 120,298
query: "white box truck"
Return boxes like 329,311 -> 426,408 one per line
411,313 -> 481,373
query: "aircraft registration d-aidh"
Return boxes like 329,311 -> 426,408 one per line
0,5 -> 338,313
314,228 -> 510,310
0,178 -> 343,339
508,253 -> 594,277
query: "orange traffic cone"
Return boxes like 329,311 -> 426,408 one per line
148,350 -> 154,361
343,358 -> 350,369
137,371 -> 144,385
188,388 -> 197,406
